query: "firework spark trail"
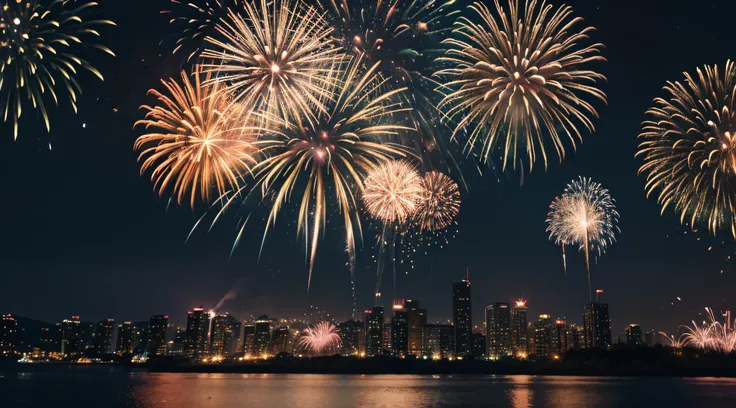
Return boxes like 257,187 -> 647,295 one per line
546,177 -> 619,300
435,0 -> 606,175
232,56 -> 414,290
363,160 -> 423,301
415,171 -> 461,232
638,60 -> 736,238
0,0 -> 115,140
134,67 -> 260,208
298,321 -> 342,355
201,0 -> 345,128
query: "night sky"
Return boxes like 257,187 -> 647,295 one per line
1,0 -> 734,336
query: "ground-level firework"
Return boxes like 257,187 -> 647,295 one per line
298,321 -> 342,355
679,308 -> 736,354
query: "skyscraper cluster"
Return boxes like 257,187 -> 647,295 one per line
1,281 -> 626,363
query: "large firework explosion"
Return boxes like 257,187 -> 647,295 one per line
0,0 -> 115,140
414,171 -> 461,231
298,321 -> 342,355
679,308 -> 736,354
200,0 -> 345,127
546,177 -> 619,300
134,67 -> 259,209
637,61 -> 736,238
436,0 -> 606,174
246,56 -> 413,289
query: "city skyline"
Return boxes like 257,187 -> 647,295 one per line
1,0 -> 736,339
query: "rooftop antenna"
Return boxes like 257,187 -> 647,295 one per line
466,265 -> 469,281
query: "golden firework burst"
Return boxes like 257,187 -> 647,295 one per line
0,0 -> 115,140
638,61 -> 736,238
200,0 -> 344,127
436,0 -> 606,173
414,171 -> 460,231
363,160 -> 423,225
134,67 -> 259,209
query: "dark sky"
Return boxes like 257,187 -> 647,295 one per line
1,0 -> 734,336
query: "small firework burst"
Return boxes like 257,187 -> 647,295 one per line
414,171 -> 461,231
298,321 -> 342,355
363,161 -> 424,225
546,177 -> 619,298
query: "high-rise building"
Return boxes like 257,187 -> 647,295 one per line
511,300 -> 528,356
365,307 -> 384,356
93,319 -> 115,355
61,316 -> 82,356
404,300 -> 427,357
626,324 -> 642,346
422,324 -> 454,359
147,315 -> 169,356
533,314 -> 552,357
526,322 -> 537,355
209,313 -> 240,357
565,324 -> 584,350
116,322 -> 136,355
583,302 -> 612,349
242,324 -> 256,355
551,320 -> 568,355
485,302 -> 511,359
338,319 -> 365,356
270,327 -> 290,355
382,324 -> 392,353
1,314 -> 17,356
184,308 -> 209,359
452,280 -> 472,357
391,302 -> 409,357
471,331 -> 486,358
644,330 -> 656,347
253,315 -> 273,356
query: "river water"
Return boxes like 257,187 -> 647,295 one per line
2,367 -> 736,407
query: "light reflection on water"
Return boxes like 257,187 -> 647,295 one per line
4,370 -> 736,407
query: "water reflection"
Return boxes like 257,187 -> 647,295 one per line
7,370 -> 730,408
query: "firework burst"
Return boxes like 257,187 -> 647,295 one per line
134,67 -> 259,209
436,0 -> 606,174
163,0 -> 243,62
200,0 -> 344,127
0,0 -> 115,140
638,61 -> 736,238
363,160 -> 423,225
680,308 -> 736,354
546,177 -> 619,299
298,321 -> 342,355
414,171 -> 461,231
322,0 -> 463,176
250,56 -> 413,289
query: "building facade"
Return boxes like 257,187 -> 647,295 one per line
184,308 -> 209,359
452,280 -> 472,357
405,300 -> 427,357
94,319 -> 115,355
583,303 -> 612,349
365,307 -> 384,356
391,302 -> 409,357
626,324 -> 642,346
485,302 -> 511,359
1,314 -> 17,356
511,300 -> 528,356
61,316 -> 82,356
422,324 -> 454,359
253,315 -> 273,356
